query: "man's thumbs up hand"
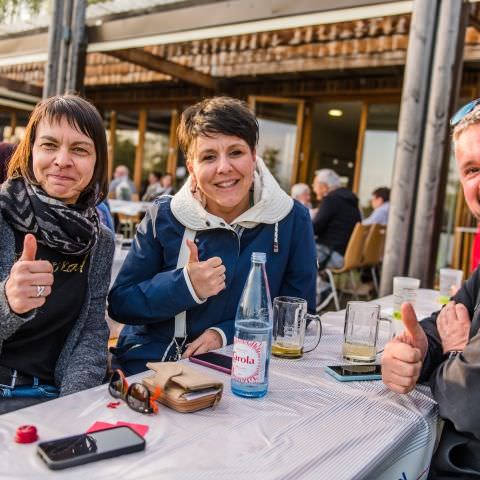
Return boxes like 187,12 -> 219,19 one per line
185,239 -> 226,300
5,234 -> 54,314
381,302 -> 427,394
401,303 -> 428,359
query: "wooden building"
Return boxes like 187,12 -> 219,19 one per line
2,0 -> 480,275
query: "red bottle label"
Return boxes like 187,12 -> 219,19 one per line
231,337 -> 267,383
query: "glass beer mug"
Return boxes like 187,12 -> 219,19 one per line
343,301 -> 393,363
272,297 -> 322,359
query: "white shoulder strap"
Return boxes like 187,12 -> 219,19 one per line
162,227 -> 196,361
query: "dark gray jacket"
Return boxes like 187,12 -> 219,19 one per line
420,267 -> 480,439
0,210 -> 114,396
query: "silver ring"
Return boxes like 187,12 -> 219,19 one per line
36,285 -> 46,298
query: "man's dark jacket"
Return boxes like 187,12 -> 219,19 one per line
312,187 -> 361,255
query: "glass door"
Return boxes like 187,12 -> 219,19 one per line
249,96 -> 305,191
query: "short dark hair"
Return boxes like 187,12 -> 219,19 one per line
372,187 -> 390,202
177,96 -> 259,159
8,94 -> 108,206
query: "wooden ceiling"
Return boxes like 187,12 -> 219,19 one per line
2,5 -> 480,110
0,14 -> 411,90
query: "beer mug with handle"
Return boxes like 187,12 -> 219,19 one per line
343,301 -> 393,363
272,296 -> 322,359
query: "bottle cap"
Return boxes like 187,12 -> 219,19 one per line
251,252 -> 266,263
14,425 -> 38,443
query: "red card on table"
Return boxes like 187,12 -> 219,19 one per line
86,421 -> 149,437
86,421 -> 115,433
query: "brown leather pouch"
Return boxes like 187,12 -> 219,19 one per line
142,362 -> 223,413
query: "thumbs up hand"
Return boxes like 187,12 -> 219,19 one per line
185,239 -> 226,300
381,303 -> 428,394
5,234 -> 54,314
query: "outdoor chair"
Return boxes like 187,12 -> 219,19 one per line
316,223 -> 370,312
362,223 -> 386,295
117,212 -> 141,239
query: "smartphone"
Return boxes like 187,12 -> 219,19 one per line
37,426 -> 145,470
324,364 -> 382,382
189,352 -> 232,374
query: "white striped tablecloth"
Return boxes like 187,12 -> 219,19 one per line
0,291 -> 440,479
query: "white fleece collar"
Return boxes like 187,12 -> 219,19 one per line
171,156 -> 293,230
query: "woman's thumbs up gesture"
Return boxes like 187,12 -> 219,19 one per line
185,239 -> 226,300
5,234 -> 54,314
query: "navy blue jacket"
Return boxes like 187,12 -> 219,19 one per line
108,197 -> 317,374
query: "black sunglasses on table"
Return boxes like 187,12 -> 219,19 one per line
108,369 -> 160,414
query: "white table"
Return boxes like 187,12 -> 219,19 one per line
109,199 -> 151,217
0,291 -> 441,480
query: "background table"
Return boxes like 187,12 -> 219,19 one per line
108,199 -> 151,216
0,290 -> 441,480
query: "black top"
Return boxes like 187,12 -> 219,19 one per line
312,187 -> 362,255
0,232 -> 90,383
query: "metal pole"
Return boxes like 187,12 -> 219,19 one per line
43,0 -> 64,98
66,0 -> 87,94
408,0 -> 469,286
380,0 -> 440,295
56,0 -> 74,95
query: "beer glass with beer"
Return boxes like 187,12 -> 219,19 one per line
342,301 -> 393,363
272,297 -> 322,358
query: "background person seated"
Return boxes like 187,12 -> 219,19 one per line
142,171 -> 163,202
363,187 -> 390,226
291,183 -> 315,218
108,96 -> 316,375
311,169 -> 361,269
109,165 -> 137,201
160,172 -> 175,196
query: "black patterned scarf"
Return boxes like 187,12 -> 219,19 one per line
0,178 -> 99,256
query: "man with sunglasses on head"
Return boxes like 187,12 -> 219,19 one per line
381,99 -> 480,479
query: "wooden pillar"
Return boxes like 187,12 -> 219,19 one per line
290,101 -> 305,186
66,0 -> 87,95
298,103 -> 313,184
352,102 -> 368,193
134,109 -> 147,193
108,110 -> 117,183
380,0 -> 440,295
408,0 -> 469,286
43,0 -> 64,98
10,111 -> 17,137
56,0 -> 73,94
166,109 -> 179,177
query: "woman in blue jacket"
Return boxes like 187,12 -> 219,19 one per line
108,97 -> 317,375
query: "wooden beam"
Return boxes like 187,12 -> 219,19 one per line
352,102 -> 368,193
108,48 -> 218,90
66,0 -> 87,95
134,108 -> 147,193
10,111 -> 16,136
290,100 -> 305,186
43,0 -> 63,98
166,109 -> 179,177
0,76 -> 42,98
298,103 -> 313,183
108,110 -> 116,183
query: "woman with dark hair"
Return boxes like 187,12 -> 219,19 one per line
109,96 -> 317,375
0,95 -> 114,414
